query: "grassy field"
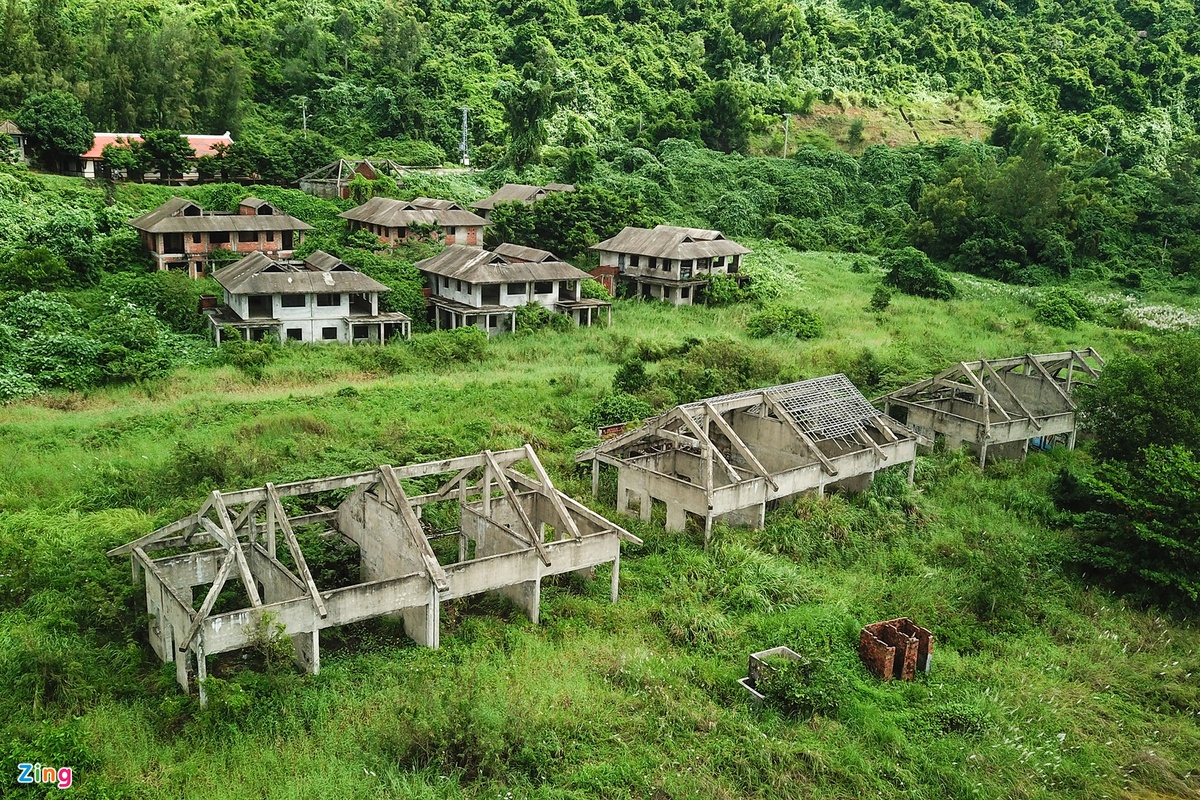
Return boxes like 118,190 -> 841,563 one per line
1,247 -> 1198,799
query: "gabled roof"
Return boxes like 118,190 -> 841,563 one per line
470,183 -> 575,211
416,245 -> 591,284
214,250 -> 390,295
239,197 -> 273,211
591,225 -> 750,259
81,131 -> 233,160
0,119 -> 22,136
337,196 -> 490,228
127,196 -> 313,234
493,242 -> 558,263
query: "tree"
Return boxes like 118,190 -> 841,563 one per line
1075,334 -> 1200,463
101,138 -> 142,180
881,247 -> 957,299
16,91 -> 93,172
0,247 -> 72,291
139,130 -> 196,184
697,80 -> 753,155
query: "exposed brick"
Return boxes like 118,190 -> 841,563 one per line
860,618 -> 933,681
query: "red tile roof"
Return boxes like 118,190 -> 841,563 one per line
80,132 -> 233,160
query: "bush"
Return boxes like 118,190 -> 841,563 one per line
410,327 -> 488,364
869,285 -> 892,311
882,247 -> 956,300
580,278 -> 611,300
515,302 -> 572,333
1034,293 -> 1080,328
613,358 -> 650,394
218,328 -> 277,381
704,274 -> 744,305
756,655 -> 850,719
746,304 -> 824,339
586,393 -> 654,428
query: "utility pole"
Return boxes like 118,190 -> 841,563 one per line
298,97 -> 309,138
782,114 -> 790,159
459,107 -> 470,166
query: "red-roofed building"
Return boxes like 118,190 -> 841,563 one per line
71,131 -> 233,180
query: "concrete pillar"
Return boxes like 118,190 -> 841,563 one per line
591,459 -> 600,497
665,503 -> 687,532
292,628 -> 319,674
195,644 -> 208,705
497,577 -> 541,625
610,555 -> 620,603
401,586 -> 440,649
1067,429 -> 1077,450
703,513 -> 713,549
978,440 -> 989,469
638,492 -> 653,522
907,458 -> 916,485
175,640 -> 190,693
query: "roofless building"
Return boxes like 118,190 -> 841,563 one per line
109,447 -> 640,705
877,349 -> 1104,466
578,375 -> 917,546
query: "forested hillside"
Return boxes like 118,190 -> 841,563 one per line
2,1 -> 1200,798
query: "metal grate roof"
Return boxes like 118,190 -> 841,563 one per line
684,374 -> 881,441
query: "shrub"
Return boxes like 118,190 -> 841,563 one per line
579,278 -> 611,300
869,285 -> 892,311
1034,293 -> 1080,328
881,247 -> 957,300
410,327 -> 488,364
746,304 -> 823,339
515,302 -> 572,333
756,655 -> 850,719
218,327 -> 277,381
704,273 -> 744,305
586,393 -> 654,428
613,358 -> 650,394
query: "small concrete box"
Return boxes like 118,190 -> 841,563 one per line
859,618 -> 933,681
738,645 -> 805,704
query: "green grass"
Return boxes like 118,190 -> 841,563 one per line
1,246 -> 1197,799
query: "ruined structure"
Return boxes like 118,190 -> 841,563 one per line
469,182 -> 575,219
73,131 -> 234,180
577,375 -> 917,545
109,447 -> 639,704
417,243 -> 611,335
338,197 -> 489,247
859,618 -> 933,681
591,225 -> 750,306
298,159 -> 407,199
208,250 -> 410,345
876,349 -> 1104,467
127,196 -> 312,278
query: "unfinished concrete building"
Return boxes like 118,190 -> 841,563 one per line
109,447 -> 640,704
577,375 -> 918,546
876,349 -> 1104,467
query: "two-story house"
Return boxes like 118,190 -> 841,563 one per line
590,225 -> 750,306
338,197 -> 489,247
469,183 -> 575,220
208,250 -> 411,345
127,196 -> 313,279
416,243 -> 611,336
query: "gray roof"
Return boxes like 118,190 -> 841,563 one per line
0,120 -> 22,135
338,196 -> 489,228
591,225 -> 750,259
492,242 -> 558,262
214,250 -> 390,295
416,245 -> 591,284
239,197 -> 273,210
127,196 -> 313,234
470,183 -> 575,211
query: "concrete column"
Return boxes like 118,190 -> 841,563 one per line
638,491 -> 653,522
195,643 -> 208,705
978,440 -> 989,469
703,513 -> 713,549
1067,429 -> 1077,450
175,641 -> 190,693
401,586 -> 440,648
292,628 -> 319,674
497,576 -> 541,624
610,555 -> 620,603
907,458 -> 916,485
665,503 -> 687,532
591,459 -> 600,497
